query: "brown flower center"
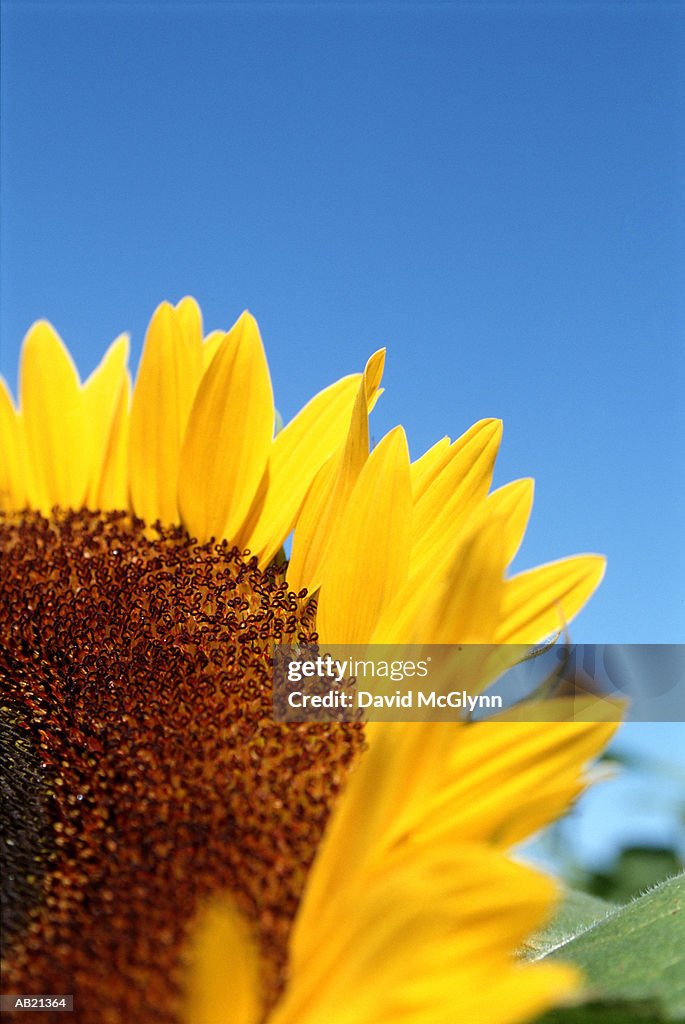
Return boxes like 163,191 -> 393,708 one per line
0,510 -> 364,1023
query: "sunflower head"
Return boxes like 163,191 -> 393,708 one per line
0,299 -> 617,1024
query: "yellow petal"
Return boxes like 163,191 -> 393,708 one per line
410,716 -> 619,851
299,713 -> 616,931
244,350 -> 385,567
287,369 -> 374,593
285,455 -> 338,593
233,462 -> 272,552
276,727 -> 581,1024
0,379 -> 26,510
316,427 -> 412,644
91,372 -> 131,511
276,847 -> 577,1024
19,321 -> 88,513
370,568 -> 442,644
83,334 -> 130,507
175,295 -> 203,349
362,347 -> 385,405
371,481 -> 538,647
182,894 -> 261,1024
178,311 -> 274,542
129,302 -> 203,525
497,555 -> 607,644
410,419 -> 502,580
371,508 -> 507,645
485,477 -> 535,565
410,435 -> 451,501
298,724 -> 451,915
202,330 -> 224,372
298,713 -> 617,972
429,513 -> 509,643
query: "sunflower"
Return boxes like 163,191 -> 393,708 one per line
0,298 -> 617,1024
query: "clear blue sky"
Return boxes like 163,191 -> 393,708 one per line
1,2 -> 683,860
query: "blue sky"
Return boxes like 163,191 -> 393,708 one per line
1,2 -> 683,861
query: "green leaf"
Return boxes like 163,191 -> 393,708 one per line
524,889 -> 616,957
535,874 -> 685,1021
537,998 -> 672,1023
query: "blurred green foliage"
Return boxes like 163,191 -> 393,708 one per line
582,846 -> 683,904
